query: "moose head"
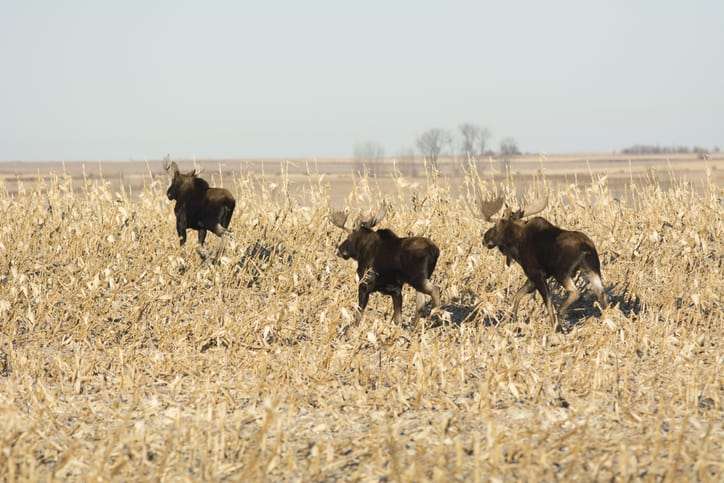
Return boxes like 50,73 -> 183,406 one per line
329,204 -> 387,260
164,157 -> 208,202
467,192 -> 548,250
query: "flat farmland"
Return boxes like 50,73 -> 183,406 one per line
1,153 -> 722,204
0,155 -> 721,480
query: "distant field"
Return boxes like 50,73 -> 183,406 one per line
1,153 -> 721,204
0,163 -> 720,480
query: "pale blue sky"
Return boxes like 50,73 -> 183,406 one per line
1,0 -> 722,160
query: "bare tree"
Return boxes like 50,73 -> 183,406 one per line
478,127 -> 492,156
416,129 -> 451,170
693,146 -> 710,160
458,123 -> 492,162
353,141 -> 385,174
459,123 -> 480,161
499,137 -> 520,156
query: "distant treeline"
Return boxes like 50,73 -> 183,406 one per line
621,145 -> 719,156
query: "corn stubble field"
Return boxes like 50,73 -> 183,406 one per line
0,167 -> 721,481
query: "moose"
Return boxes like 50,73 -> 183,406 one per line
468,192 -> 608,330
164,158 -> 236,254
330,204 -> 441,324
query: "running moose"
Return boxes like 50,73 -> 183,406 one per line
330,204 -> 441,324
469,192 -> 608,330
164,158 -> 236,251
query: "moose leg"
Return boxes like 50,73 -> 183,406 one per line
413,292 -> 426,323
356,285 -> 371,322
530,272 -> 558,330
412,279 -> 440,323
390,290 -> 403,324
511,279 -> 535,323
422,279 -> 441,308
558,277 -> 579,319
196,228 -> 209,259
585,271 -> 609,311
176,216 -> 187,246
211,223 -> 228,237
210,223 -> 229,261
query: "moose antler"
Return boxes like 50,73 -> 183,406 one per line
192,162 -> 204,177
520,194 -> 548,218
356,203 -> 387,229
467,191 -> 504,221
163,154 -> 179,175
329,210 -> 351,232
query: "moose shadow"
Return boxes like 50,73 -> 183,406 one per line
414,280 -> 643,333
235,240 -> 294,286
552,280 -> 643,330
433,302 -> 504,329
413,288 -> 505,330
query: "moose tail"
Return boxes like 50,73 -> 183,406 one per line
583,247 -> 602,277
427,244 -> 440,278
221,199 -> 236,229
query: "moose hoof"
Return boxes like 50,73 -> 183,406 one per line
196,247 -> 209,259
337,323 -> 351,337
429,307 -> 445,320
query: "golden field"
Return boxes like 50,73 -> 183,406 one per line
0,163 -> 721,481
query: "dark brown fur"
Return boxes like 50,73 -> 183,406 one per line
166,164 -> 235,246
336,225 -> 441,324
484,211 -> 608,329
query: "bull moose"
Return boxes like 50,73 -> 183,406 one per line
164,158 -> 235,254
468,192 -> 608,329
330,204 -> 441,324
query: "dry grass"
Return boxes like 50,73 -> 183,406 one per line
0,167 -> 721,481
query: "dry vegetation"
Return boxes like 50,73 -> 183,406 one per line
0,167 -> 721,481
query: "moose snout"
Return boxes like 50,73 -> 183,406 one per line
336,242 -> 351,259
482,229 -> 496,249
